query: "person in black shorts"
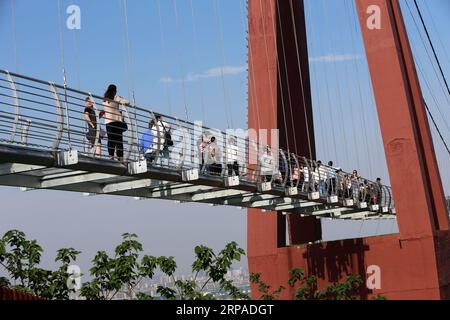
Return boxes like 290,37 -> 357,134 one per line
84,97 -> 101,157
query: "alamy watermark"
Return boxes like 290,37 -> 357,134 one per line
366,265 -> 382,290
366,5 -> 381,30
67,265 -> 82,291
66,5 -> 81,30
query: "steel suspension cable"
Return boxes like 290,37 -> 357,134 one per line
288,0 -> 313,159
403,0 -> 450,145
10,0 -> 19,72
156,0 -> 173,115
412,0 -> 450,99
242,0 -> 262,133
424,100 -> 450,158
322,0 -> 350,166
423,1 -> 450,67
257,0 -> 278,134
312,1 -> 339,163
348,0 -> 375,177
305,0 -> 330,162
415,59 -> 450,134
348,0 -> 383,175
274,0 -> 298,157
241,0 -> 265,170
70,0 -> 81,90
188,0 -> 206,123
57,0 -> 73,150
337,0 -> 361,170
403,0 -> 450,107
172,0 -> 190,121
213,0 -> 233,129
261,0 -> 292,156
119,0 -> 135,103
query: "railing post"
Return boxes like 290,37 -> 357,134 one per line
49,83 -> 64,151
62,70 -> 73,150
5,71 -> 20,143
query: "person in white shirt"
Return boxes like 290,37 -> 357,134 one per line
197,134 -> 209,172
259,146 -> 275,182
311,165 -> 320,192
317,161 -> 327,196
327,160 -> 338,195
206,137 -> 222,176
103,84 -> 130,162
226,136 -> 240,177
302,163 -> 309,192
152,114 -> 172,167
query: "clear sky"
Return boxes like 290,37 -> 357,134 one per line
0,0 -> 449,275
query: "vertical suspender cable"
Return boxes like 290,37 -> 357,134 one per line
259,0 -> 291,156
305,0 -> 330,161
242,0 -> 262,132
10,0 -> 19,72
310,0 -> 339,162
119,0 -> 135,101
274,0 -> 298,156
70,0 -> 81,90
257,0 -> 277,133
213,0 -> 233,129
120,0 -> 140,159
288,0 -> 313,159
322,0 -> 349,166
189,0 -> 206,123
156,0 -> 173,115
242,0 -> 265,174
240,0 -> 263,180
348,0 -> 375,177
336,0 -> 361,170
57,0 -> 72,150
172,0 -> 190,122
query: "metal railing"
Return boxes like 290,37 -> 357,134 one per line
0,69 -> 395,211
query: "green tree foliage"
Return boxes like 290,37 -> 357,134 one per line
251,269 -> 384,300
0,230 -> 248,300
249,273 -> 285,300
0,230 -> 80,299
1,230 -> 386,300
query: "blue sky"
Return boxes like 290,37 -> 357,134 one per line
0,0 -> 449,275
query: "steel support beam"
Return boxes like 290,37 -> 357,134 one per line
40,173 -> 116,189
0,163 -> 45,176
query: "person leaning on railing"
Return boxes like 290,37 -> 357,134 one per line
103,84 -> 130,162
140,120 -> 156,163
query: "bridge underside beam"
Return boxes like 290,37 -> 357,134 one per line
0,153 -> 394,219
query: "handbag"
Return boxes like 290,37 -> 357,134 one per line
165,132 -> 174,147
160,122 -> 173,147
118,121 -> 128,133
